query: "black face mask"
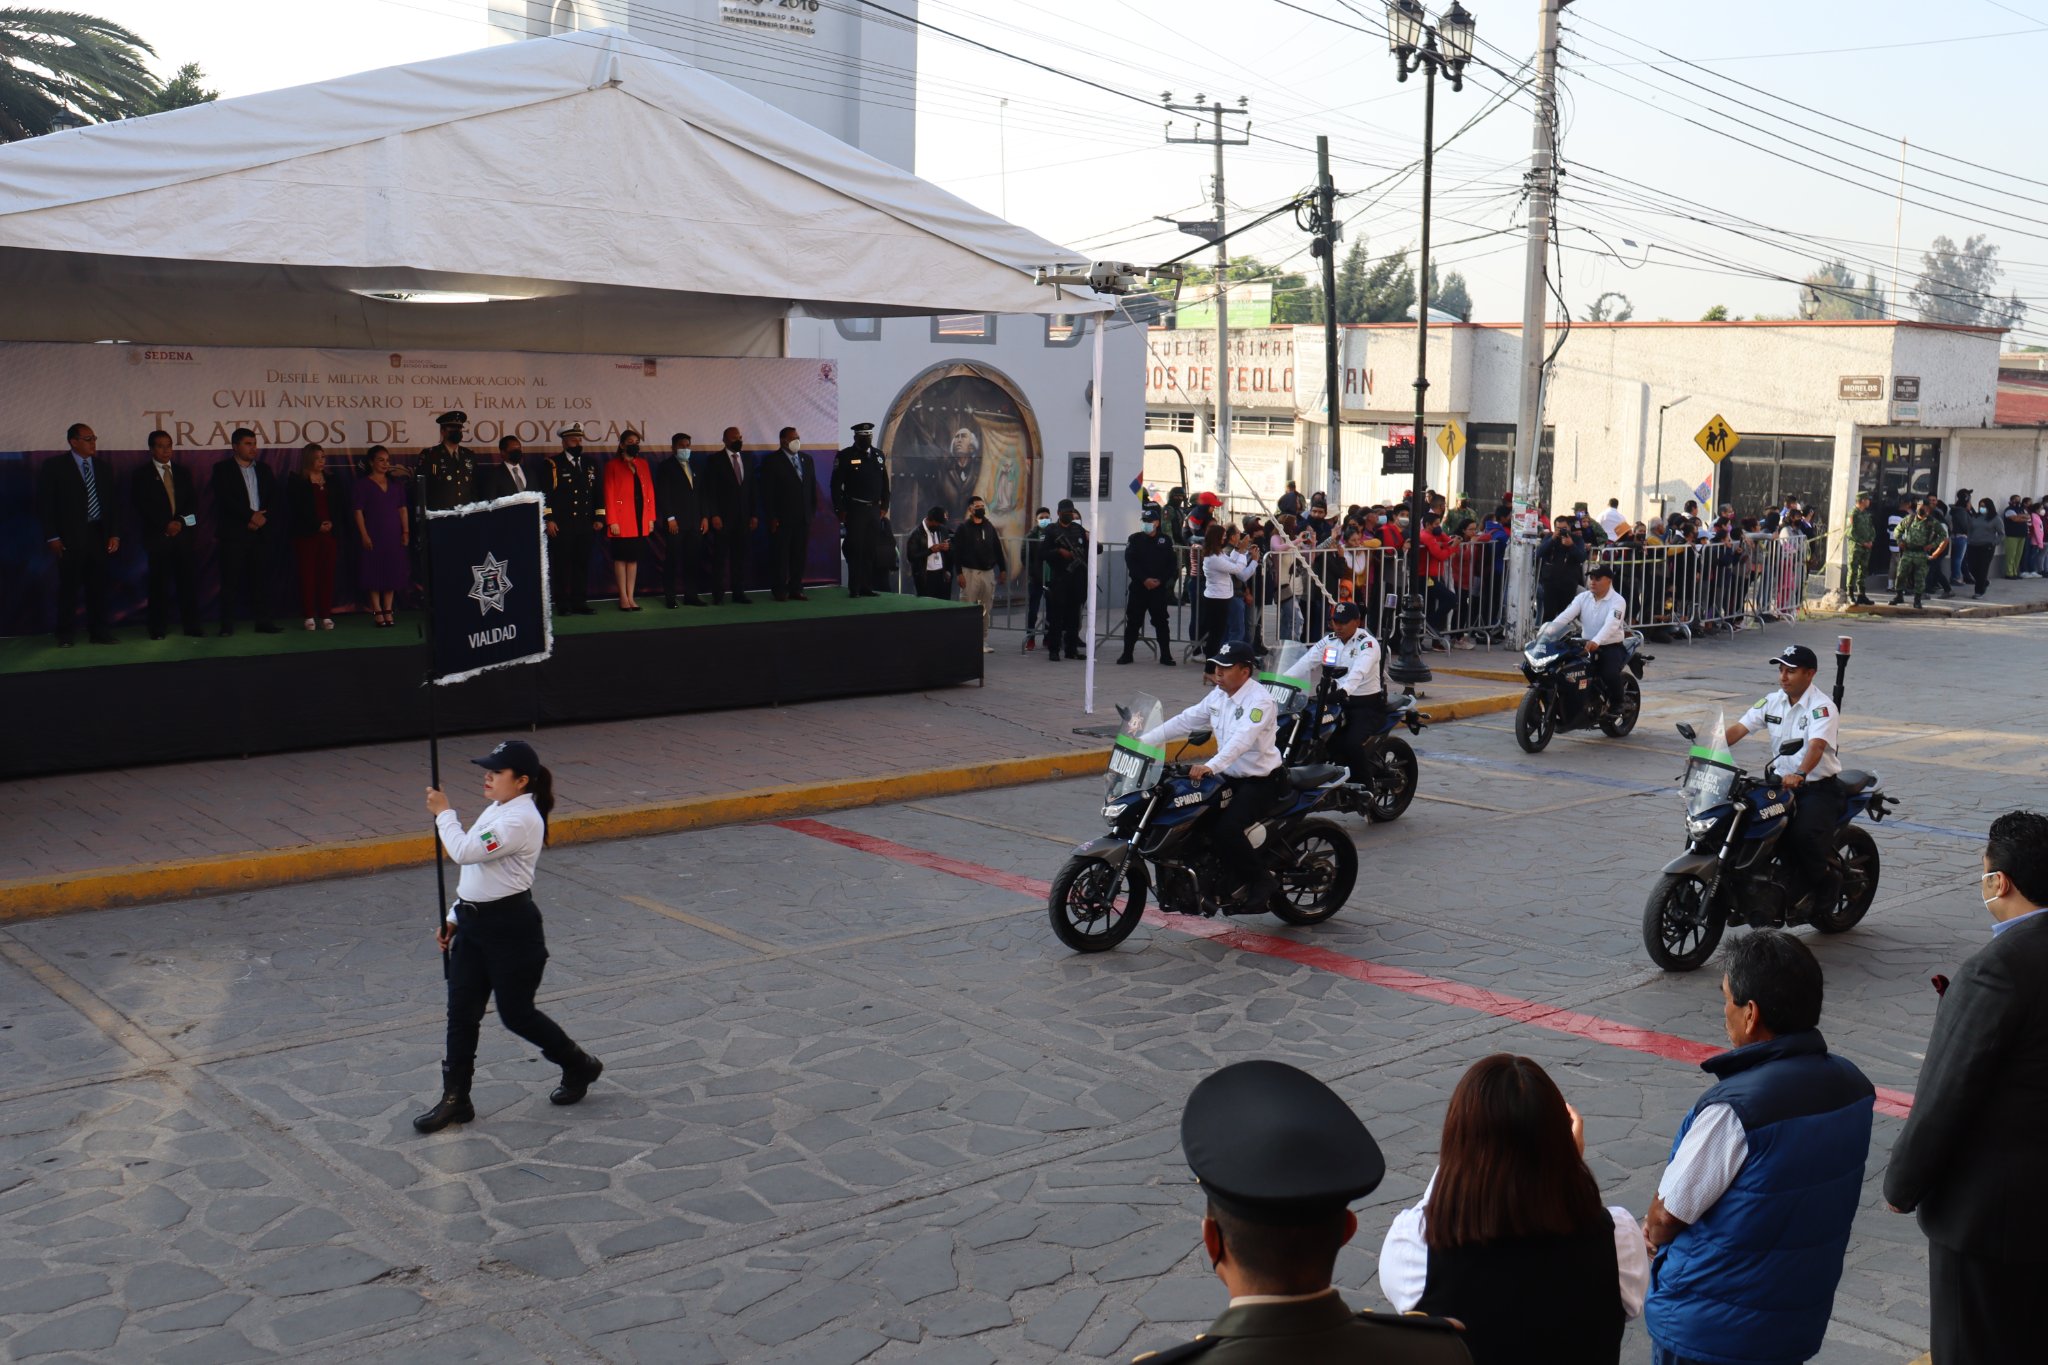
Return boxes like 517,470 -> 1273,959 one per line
970,509 -> 985,520
725,440 -> 742,453
621,446 -> 639,457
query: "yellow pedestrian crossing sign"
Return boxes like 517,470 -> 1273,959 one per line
1435,420 -> 1465,463
1695,415 -> 1741,463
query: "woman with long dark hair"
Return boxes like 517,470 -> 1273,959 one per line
415,739 -> 604,1133
1378,1053 -> 1647,1364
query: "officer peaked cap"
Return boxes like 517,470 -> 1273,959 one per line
1181,1060 -> 1384,1225
435,410 -> 468,427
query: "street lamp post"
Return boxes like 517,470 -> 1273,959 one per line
1385,0 -> 1475,688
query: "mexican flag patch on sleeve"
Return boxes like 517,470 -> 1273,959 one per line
481,830 -> 500,853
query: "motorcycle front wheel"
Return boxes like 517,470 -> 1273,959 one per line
1515,688 -> 1554,753
1811,825 -> 1880,934
1599,674 -> 1642,738
1047,855 -> 1147,952
1643,873 -> 1726,971
1268,818 -> 1358,926
1361,736 -> 1420,823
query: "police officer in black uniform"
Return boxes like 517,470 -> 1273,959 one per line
1040,498 -> 1090,661
1118,503 -> 1179,665
418,410 -> 477,512
542,423 -> 603,615
1131,1059 -> 1472,1364
832,421 -> 890,596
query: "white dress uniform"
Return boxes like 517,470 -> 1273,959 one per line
1737,684 -> 1841,781
1142,679 -> 1284,778
436,792 -> 544,921
1286,630 -> 1384,699
1547,587 -> 1629,646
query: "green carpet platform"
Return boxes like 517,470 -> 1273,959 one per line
0,590 -> 980,778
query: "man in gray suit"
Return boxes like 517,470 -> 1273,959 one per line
1884,809 -> 2048,1363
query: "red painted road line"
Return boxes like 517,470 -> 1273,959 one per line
774,818 -> 1914,1118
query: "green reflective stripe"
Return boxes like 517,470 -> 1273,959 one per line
1114,734 -> 1164,761
1687,747 -> 1735,765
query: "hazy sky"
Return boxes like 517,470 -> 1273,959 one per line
79,0 -> 2048,340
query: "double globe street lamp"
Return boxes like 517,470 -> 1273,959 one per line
1385,0 -> 1476,687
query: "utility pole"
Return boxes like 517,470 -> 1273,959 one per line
1166,94 -> 1250,497
1507,0 -> 1563,647
1313,136 -> 1344,501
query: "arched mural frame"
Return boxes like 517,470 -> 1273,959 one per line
879,359 -> 1045,545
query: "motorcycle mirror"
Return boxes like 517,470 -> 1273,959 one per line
1778,738 -> 1804,756
1675,723 -> 1697,741
1189,729 -> 1212,746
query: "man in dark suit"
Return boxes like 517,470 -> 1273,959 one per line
1885,809 -> 2048,1363
35,422 -> 121,645
541,424 -> 602,615
704,425 -> 758,604
131,429 -> 204,639
760,425 -> 819,602
209,427 -> 283,634
653,432 -> 706,608
474,434 -> 539,501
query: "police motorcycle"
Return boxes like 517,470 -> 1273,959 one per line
1263,642 -> 1428,823
1047,692 -> 1358,952
1641,719 -> 1896,971
1513,620 -> 1651,753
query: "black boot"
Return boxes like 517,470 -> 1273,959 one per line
412,1064 -> 474,1133
1115,653 -> 1134,665
1914,595 -> 1924,610
547,1046 -> 604,1106
1887,594 -> 1903,606
1853,594 -> 1874,606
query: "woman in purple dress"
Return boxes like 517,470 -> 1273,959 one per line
352,446 -> 410,626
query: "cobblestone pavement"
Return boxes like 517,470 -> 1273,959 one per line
3,612 -> 2043,1362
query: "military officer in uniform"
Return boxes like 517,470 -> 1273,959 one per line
1130,1058 -> 1473,1364
832,421 -> 890,596
418,410 -> 477,512
542,423 -> 603,615
1888,498 -> 1948,610
1846,491 -> 1876,607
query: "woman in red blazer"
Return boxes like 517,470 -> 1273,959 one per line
601,431 -> 656,611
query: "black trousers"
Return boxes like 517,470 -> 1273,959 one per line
1122,583 -> 1171,656
1929,1241 -> 2040,1363
1333,696 -> 1389,780
552,529 -> 593,611
709,521 -> 751,600
1592,642 -> 1627,710
1783,775 -> 1845,892
216,531 -> 274,627
1200,594 -> 1231,658
1965,543 -> 1997,596
661,529 -> 702,603
1046,574 -> 1085,657
843,504 -> 882,595
769,517 -> 809,598
53,533 -> 112,641
142,533 -> 202,636
445,892 -> 576,1082
1212,772 -> 1287,887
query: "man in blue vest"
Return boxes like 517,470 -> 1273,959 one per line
1643,930 -> 1875,1365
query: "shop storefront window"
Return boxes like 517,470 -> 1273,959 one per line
1859,437 -> 1942,507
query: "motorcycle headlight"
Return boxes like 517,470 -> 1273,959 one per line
1686,813 -> 1721,837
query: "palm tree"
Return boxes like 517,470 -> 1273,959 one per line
0,8 -> 160,142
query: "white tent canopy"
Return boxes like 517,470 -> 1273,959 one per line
0,28 -> 1105,356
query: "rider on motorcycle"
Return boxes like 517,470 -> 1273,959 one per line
1724,644 -> 1843,906
1282,601 -> 1386,780
1546,563 -> 1628,712
1140,639 -> 1286,906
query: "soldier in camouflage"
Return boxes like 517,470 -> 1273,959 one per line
1847,491 -> 1876,607
1888,499 -> 1948,610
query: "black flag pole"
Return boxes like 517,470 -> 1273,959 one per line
424,511 -> 450,976
1832,634 -> 1851,711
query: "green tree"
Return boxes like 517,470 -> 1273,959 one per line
0,7 -> 160,141
1701,303 -> 1730,322
1800,259 -> 1883,320
1431,264 -> 1473,322
1910,234 -> 2027,328
1334,238 -> 1370,324
142,59 -> 214,114
1585,291 -> 1633,322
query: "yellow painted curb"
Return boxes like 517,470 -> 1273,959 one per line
1434,665 -> 1526,684
0,695 -> 1521,920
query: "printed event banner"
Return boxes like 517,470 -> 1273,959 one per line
0,342 -> 840,637
424,495 -> 550,685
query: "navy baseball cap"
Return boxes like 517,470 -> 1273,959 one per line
1767,645 -> 1819,670
1331,602 -> 1364,624
1207,639 -> 1259,669
1586,564 -> 1614,580
472,739 -> 540,779
1140,505 -> 1161,521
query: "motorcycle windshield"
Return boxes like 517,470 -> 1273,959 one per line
1524,620 -> 1576,666
1681,753 -> 1738,817
1260,642 -> 1316,715
1107,694 -> 1166,800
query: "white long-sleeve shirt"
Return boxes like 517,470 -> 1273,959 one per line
1285,630 -> 1384,699
1201,548 -> 1256,599
1377,1169 -> 1649,1320
1548,587 -> 1629,647
436,792 -> 544,909
1141,679 -> 1283,778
